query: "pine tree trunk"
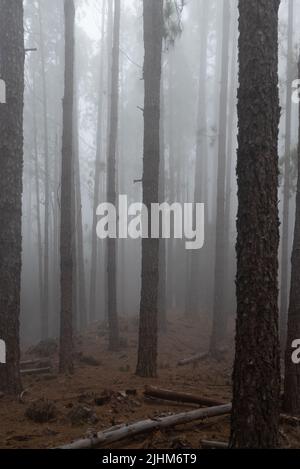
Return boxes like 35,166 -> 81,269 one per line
283,52 -> 300,416
167,53 -> 175,313
210,0 -> 230,355
38,0 -> 50,341
280,0 -> 293,349
223,0 -> 238,313
52,133 -> 60,336
136,0 -> 163,378
72,147 -> 78,332
186,0 -> 209,320
106,0 -> 121,351
89,0 -> 106,324
74,95 -> 87,332
59,0 -> 75,375
32,71 -> 44,321
0,0 -> 24,395
230,0 -> 281,448
158,75 -> 167,333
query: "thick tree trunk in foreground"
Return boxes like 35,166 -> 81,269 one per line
59,0 -> 75,374
230,0 -> 281,448
283,53 -> 300,416
106,0 -> 121,351
136,0 -> 163,378
0,0 -> 24,395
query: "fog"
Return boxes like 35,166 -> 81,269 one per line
20,0 -> 299,347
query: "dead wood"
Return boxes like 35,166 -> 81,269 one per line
177,352 -> 209,367
144,385 -> 225,407
21,367 -> 52,376
57,403 -> 232,449
200,440 -> 228,449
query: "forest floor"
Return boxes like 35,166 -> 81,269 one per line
0,315 -> 298,449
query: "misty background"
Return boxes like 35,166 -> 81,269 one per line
20,0 -> 299,347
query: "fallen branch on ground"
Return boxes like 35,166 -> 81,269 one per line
200,440 -> 228,449
144,386 -> 224,407
21,359 -> 52,368
57,403 -> 232,449
144,386 -> 300,428
177,353 -> 208,367
21,367 -> 52,376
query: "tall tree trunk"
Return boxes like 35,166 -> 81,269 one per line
158,73 -> 167,333
186,0 -> 209,320
0,0 -> 24,395
89,0 -> 106,323
283,52 -> 300,416
166,53 -> 175,313
38,0 -> 50,341
106,0 -> 121,351
102,0 -> 114,324
74,94 -> 87,331
223,0 -> 238,315
72,150 -> 78,332
210,0 -> 230,355
230,0 -> 281,448
33,74 -> 44,323
280,0 -> 293,349
136,0 -> 163,378
59,0 -> 75,374
52,132 -> 60,336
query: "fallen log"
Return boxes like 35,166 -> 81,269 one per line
21,359 -> 52,368
145,386 -> 300,428
57,403 -> 232,449
177,352 -> 208,367
21,367 -> 52,376
144,386 -> 224,408
201,440 -> 228,449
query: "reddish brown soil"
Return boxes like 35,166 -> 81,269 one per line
0,315 -> 298,449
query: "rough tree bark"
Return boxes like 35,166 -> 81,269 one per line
283,52 -> 300,416
136,0 -> 163,378
0,0 -> 24,395
230,0 -> 281,448
106,0 -> 121,351
59,0 -> 75,374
